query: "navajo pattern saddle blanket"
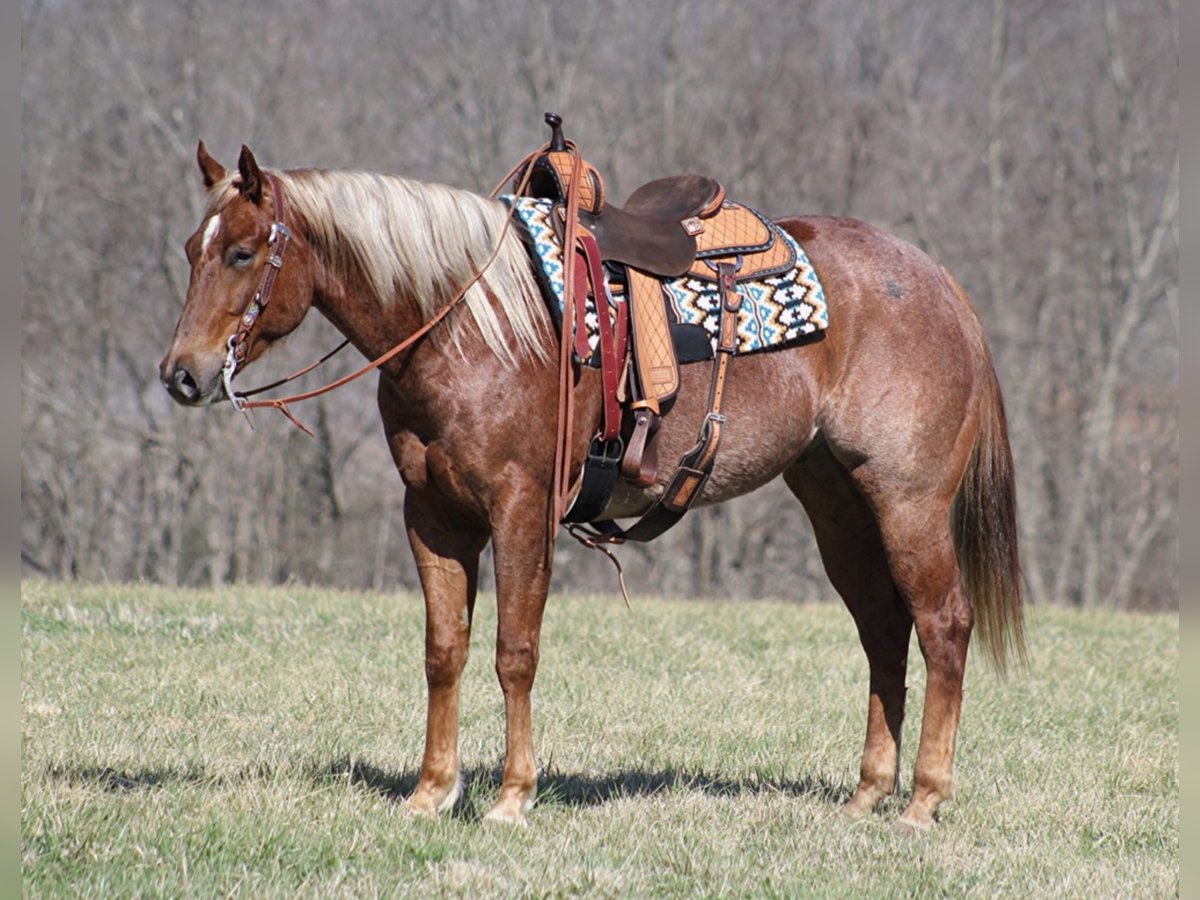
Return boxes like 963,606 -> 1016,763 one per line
502,195 -> 829,364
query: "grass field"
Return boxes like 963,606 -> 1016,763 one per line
22,579 -> 1177,897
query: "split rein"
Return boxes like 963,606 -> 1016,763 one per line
222,155 -> 542,435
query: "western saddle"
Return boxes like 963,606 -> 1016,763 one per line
511,113 -> 788,543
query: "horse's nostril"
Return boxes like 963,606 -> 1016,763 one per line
167,365 -> 200,401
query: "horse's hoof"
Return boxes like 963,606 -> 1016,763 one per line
893,812 -> 934,835
840,794 -> 877,819
841,782 -> 890,819
404,797 -> 439,819
482,805 -> 528,827
405,777 -> 462,818
483,792 -> 533,826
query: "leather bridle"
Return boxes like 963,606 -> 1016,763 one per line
221,173 -> 297,411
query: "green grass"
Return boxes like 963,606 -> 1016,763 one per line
22,579 -> 1177,897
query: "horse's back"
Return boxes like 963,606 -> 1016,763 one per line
777,215 -> 973,346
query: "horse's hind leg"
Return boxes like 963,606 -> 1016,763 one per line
871,492 -> 973,831
849,446 -> 975,831
784,441 -> 913,817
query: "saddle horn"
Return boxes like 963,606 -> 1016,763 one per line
544,112 -> 566,151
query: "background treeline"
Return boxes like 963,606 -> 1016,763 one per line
21,0 -> 1177,608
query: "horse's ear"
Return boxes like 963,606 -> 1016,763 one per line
236,144 -> 264,205
197,140 -> 226,188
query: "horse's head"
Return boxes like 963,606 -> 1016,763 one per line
159,142 -> 315,406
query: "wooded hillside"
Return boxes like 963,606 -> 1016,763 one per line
21,0 -> 1177,608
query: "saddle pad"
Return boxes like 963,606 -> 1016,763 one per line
503,195 -> 828,359
664,225 -> 827,355
504,195 -> 610,364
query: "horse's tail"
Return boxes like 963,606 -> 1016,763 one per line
945,270 -> 1027,675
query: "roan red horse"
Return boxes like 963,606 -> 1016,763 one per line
160,137 -> 1024,831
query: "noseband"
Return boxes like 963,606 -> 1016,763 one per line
221,174 -> 292,411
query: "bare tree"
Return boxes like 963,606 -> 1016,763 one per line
21,0 -> 1177,609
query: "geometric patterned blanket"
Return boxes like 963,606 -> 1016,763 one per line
502,195 -> 828,359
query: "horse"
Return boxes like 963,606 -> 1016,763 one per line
159,141 -> 1024,831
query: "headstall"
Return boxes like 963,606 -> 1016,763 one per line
221,174 -> 292,412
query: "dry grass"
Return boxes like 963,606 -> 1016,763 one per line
22,580 -> 1177,897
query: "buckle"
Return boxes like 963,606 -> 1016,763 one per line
587,436 -> 624,466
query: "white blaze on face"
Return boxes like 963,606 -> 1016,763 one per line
200,214 -> 221,253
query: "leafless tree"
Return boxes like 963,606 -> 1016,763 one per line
21,0 -> 1177,608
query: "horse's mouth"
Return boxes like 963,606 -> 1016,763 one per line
164,383 -> 223,407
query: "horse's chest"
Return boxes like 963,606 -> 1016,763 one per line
391,432 -> 430,490
391,432 -> 481,510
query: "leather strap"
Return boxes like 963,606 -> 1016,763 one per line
550,143 -> 585,544
571,261 -> 593,362
228,174 -> 291,370
576,232 -> 627,443
560,231 -> 630,525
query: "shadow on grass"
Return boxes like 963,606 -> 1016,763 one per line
43,764 -> 226,791
318,757 -> 852,817
43,758 -> 852,817
535,767 -> 851,808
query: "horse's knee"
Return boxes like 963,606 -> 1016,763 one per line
425,637 -> 469,689
494,635 -> 538,692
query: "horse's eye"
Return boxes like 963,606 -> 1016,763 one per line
227,246 -> 256,268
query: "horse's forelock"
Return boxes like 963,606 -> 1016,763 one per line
203,176 -> 240,217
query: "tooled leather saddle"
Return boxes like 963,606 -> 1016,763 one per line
510,113 -> 811,543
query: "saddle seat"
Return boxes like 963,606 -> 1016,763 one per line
577,174 -> 725,277
622,174 -> 726,222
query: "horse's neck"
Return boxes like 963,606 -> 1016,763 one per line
307,239 -> 509,411
310,262 -> 412,364
290,174 -> 551,414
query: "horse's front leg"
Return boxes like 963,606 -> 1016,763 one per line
482,484 -> 554,825
403,488 -> 487,817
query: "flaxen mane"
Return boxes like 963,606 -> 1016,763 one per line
205,169 -> 551,366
